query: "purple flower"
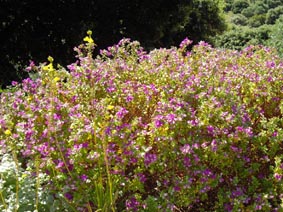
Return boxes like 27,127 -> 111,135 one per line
154,115 -> 164,128
116,107 -> 128,119
211,139 -> 217,152
126,95 -> 134,102
274,173 -> 282,181
42,129 -> 48,138
174,186 -> 181,192
207,125 -> 215,135
130,157 -> 138,164
11,81 -> 18,86
154,120 -> 163,128
231,187 -> 244,198
25,129 -> 34,140
179,37 -> 193,49
236,126 -> 244,132
105,126 -> 112,136
25,60 -> 35,72
224,203 -> 233,212
137,173 -> 146,183
266,61 -> 275,69
80,174 -> 88,181
183,156 -> 191,167
56,160 -> 65,169
107,86 -> 116,93
144,153 -> 157,167
126,197 -> 140,212
53,113 -> 62,120
67,63 -> 76,71
272,131 -> 278,137
64,192 -> 73,201
244,127 -> 253,137
166,113 -> 176,124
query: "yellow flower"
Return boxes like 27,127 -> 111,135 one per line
87,134 -> 92,140
83,36 -> 94,44
4,129 -> 11,136
48,56 -> 54,63
87,30 -> 92,36
42,56 -> 54,71
53,77 -> 60,82
42,63 -> 53,71
27,95 -> 33,101
107,105 -> 114,110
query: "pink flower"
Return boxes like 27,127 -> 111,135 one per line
179,37 -> 193,49
180,144 -> 192,154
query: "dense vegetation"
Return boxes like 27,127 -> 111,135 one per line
1,1 -> 283,211
0,32 -> 282,211
214,0 -> 283,56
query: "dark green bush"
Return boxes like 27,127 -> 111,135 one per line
213,25 -> 272,50
264,0 -> 283,9
267,15 -> 283,57
231,14 -> 248,25
248,14 -> 266,27
241,7 -> 255,18
232,0 -> 250,14
266,6 -> 283,24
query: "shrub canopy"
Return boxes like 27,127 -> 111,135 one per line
0,35 -> 283,211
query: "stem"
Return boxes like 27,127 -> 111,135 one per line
35,156 -> 40,211
54,136 -> 72,177
49,82 -> 73,178
102,134 -> 115,212
11,150 -> 19,211
0,174 -> 8,211
87,202 -> 93,212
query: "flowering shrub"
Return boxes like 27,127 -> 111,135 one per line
0,31 -> 283,211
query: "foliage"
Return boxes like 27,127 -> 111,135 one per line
224,0 -> 234,12
241,6 -> 255,18
1,32 -> 283,211
0,153 -> 72,211
232,0 -> 249,14
265,6 -> 283,24
264,0 -> 283,9
252,1 -> 269,15
248,14 -> 266,27
267,15 -> 283,57
230,14 -> 248,26
213,25 -> 271,50
216,0 -> 283,54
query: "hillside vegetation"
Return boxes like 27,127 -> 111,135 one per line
214,0 -> 283,56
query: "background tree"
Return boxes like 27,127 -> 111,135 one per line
213,25 -> 271,50
265,6 -> 283,24
232,0 -> 249,14
248,14 -> 266,27
214,0 -> 283,56
230,14 -> 248,26
264,0 -> 283,9
267,15 -> 283,56
0,0 -> 226,88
